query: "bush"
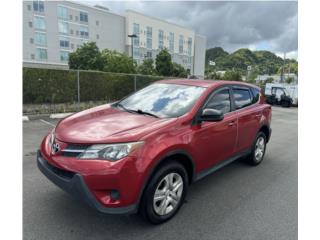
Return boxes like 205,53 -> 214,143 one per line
23,68 -> 166,104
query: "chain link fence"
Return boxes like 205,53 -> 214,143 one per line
23,67 -> 176,114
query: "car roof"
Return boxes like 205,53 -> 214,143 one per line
157,79 -> 260,89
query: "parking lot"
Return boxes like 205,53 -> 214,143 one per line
23,106 -> 297,240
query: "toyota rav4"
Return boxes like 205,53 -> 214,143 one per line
37,79 -> 272,224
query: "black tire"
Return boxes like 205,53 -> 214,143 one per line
139,161 -> 188,224
281,100 -> 291,108
247,132 -> 267,166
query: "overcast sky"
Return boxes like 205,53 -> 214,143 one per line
84,0 -> 298,59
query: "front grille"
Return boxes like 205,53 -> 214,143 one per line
61,144 -> 90,157
43,158 -> 75,179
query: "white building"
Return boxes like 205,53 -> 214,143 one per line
23,1 -> 206,77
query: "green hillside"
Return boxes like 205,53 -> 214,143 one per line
205,47 -> 297,76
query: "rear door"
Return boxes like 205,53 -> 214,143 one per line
232,86 -> 261,153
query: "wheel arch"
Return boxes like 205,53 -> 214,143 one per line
258,124 -> 271,143
137,149 -> 195,210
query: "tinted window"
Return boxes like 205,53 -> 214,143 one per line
118,83 -> 206,118
205,88 -> 231,114
251,88 -> 260,104
233,88 -> 252,109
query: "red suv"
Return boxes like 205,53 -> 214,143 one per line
37,79 -> 272,224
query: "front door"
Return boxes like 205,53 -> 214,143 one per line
191,87 -> 238,172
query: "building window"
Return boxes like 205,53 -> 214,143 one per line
158,30 -> 164,50
70,29 -> 73,35
79,26 -> 89,38
36,48 -> 47,60
133,47 -> 140,59
146,38 -> 152,50
80,12 -> 88,22
34,16 -> 46,30
31,54 -> 35,60
35,32 -> 47,46
29,21 -> 33,28
179,35 -> 184,54
58,21 -> 68,34
33,0 -> 44,12
133,23 -> 140,47
69,15 -> 73,20
146,26 -> 152,49
187,37 -> 192,56
96,34 -> 99,39
146,51 -> 152,58
27,5 -> 31,11
75,16 -> 79,21
57,6 -> 68,20
71,43 -> 74,49
169,32 -> 174,53
60,51 -> 69,62
30,38 -> 34,44
96,20 -> 99,26
59,37 -> 69,48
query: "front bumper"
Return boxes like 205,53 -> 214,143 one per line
37,151 -> 137,214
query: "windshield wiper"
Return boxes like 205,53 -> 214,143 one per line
117,103 -> 159,118
134,109 -> 159,118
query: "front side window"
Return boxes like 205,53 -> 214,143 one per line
205,88 -> 231,114
80,12 -> 88,22
58,21 -> 68,34
36,48 -> 47,60
34,16 -> 46,30
57,6 -> 68,20
35,32 -> 47,46
233,88 -> 252,109
33,0 -> 44,12
118,83 -> 206,118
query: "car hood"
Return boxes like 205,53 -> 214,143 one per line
55,104 -> 176,144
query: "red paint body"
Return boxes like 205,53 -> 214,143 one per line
39,80 -> 272,211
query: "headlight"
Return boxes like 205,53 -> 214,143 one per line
77,141 -> 144,161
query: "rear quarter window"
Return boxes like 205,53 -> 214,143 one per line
251,88 -> 260,104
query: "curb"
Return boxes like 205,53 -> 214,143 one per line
49,112 -> 74,119
23,112 -> 75,121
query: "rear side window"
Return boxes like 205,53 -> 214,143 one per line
233,88 -> 252,109
251,88 -> 260,104
205,88 -> 231,114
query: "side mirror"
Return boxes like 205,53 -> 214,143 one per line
199,108 -> 224,122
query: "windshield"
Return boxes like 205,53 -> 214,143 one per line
117,83 -> 206,118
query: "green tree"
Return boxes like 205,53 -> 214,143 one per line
172,62 -> 188,77
155,49 -> 173,76
286,77 -> 294,84
101,49 -> 136,73
69,42 -> 104,70
137,58 -> 156,75
222,70 -> 242,81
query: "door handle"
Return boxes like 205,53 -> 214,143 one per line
228,121 -> 235,127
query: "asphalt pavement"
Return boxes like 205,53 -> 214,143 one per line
23,106 -> 298,240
